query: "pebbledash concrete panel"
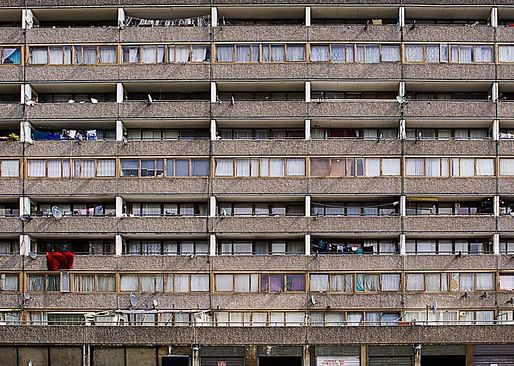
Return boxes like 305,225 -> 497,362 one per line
214,25 -> 308,42
403,140 -> 496,156
403,25 -> 494,42
25,27 -> 119,44
309,25 -> 401,42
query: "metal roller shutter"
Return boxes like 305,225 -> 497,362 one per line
316,356 -> 360,366
368,346 -> 413,366
368,356 -> 412,366
200,357 -> 245,366
422,345 -> 466,356
474,345 -> 514,366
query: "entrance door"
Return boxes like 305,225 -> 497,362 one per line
422,355 -> 466,366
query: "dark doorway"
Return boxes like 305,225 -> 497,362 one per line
259,356 -> 302,366
422,355 -> 466,366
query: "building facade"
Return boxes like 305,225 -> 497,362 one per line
1,0 -> 514,365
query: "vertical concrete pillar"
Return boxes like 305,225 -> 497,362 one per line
116,197 -> 123,218
493,233 -> 500,255
116,83 -> 124,103
491,7 -> 498,28
492,119 -> 500,141
20,235 -> 31,256
414,345 -> 422,366
305,195 -> 311,217
210,82 -> 217,103
210,119 -> 217,140
399,119 -> 406,140
211,7 -> 218,27
117,8 -> 125,28
20,121 -> 33,144
305,81 -> 311,103
305,7 -> 311,27
305,234 -> 311,256
465,344 -> 474,366
492,82 -> 499,102
305,119 -> 311,140
116,120 -> 125,142
245,346 -> 258,366
400,195 -> 406,217
21,84 -> 32,104
22,9 -> 35,29
115,234 -> 123,256
398,7 -> 405,27
303,345 -> 310,366
360,345 -> 368,366
400,234 -> 406,256
399,81 -> 406,98
209,234 -> 216,256
192,347 -> 200,366
20,197 -> 31,216
494,195 -> 500,217
209,196 -> 216,217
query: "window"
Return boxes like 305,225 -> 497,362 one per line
1,47 -> 21,64
500,159 -> 514,176
218,240 -> 304,255
218,203 -> 304,217
0,273 -> 18,291
72,274 -> 115,292
120,158 -> 209,177
310,157 -> 400,177
124,240 -> 209,256
26,159 -> 114,178
27,274 -> 62,291
0,160 -> 19,177
214,274 -> 259,292
214,158 -> 305,177
499,45 -> 514,63
405,44 -> 493,64
405,158 -> 493,177
310,44 -> 400,63
500,273 -> 514,291
128,202 -> 207,217
406,239 -> 491,255
260,274 -> 305,292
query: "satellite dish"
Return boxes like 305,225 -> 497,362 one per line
396,95 -> 406,104
51,206 -> 63,220
129,292 -> 138,307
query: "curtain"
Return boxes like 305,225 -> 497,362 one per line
475,311 -> 494,325
141,275 -> 163,292
236,45 -> 251,62
500,274 -> 514,290
475,46 -> 493,63
381,158 -> 400,176
356,274 -> 364,292
356,46 -> 365,62
30,47 -> 48,64
310,312 -> 324,326
406,159 -> 424,176
426,273 -> 441,291
175,313 -> 190,326
215,159 -> 233,176
81,160 -> 96,178
49,47 -> 63,64
476,159 -> 494,176
28,160 -> 46,177
406,274 -> 424,291
1,274 -> 18,291
215,274 -> 233,291
97,160 -> 115,177
330,274 -> 345,292
287,45 -> 305,61
99,47 -> 116,63
365,45 -> 380,63
191,274 -> 209,291
270,159 -> 285,177
74,274 -> 94,292
286,274 -> 305,291
270,45 -> 285,62
331,45 -> 345,63
141,46 -> 158,63
176,46 -> 190,63
501,159 -> 514,176
141,203 -> 160,217
459,273 -> 473,291
236,159 -> 250,177
260,158 -> 269,176
381,274 -> 400,291
310,274 -> 329,292
311,45 -> 329,62
475,273 -> 494,290
311,158 -> 330,176
1,160 -> 19,177
97,274 -> 115,292
216,45 -> 234,62
47,160 -> 62,177
425,45 -> 440,63
270,312 -> 285,326
82,47 -> 97,64
125,47 -> 139,63
365,274 -> 380,291
269,274 -> 284,292
174,274 -> 189,292
365,158 -> 380,177
286,159 -> 305,176
499,45 -> 514,63
459,46 -> 473,63
406,45 -> 423,62
234,274 -> 250,292
325,313 -> 344,326
366,312 -> 380,326
120,275 -> 138,291
460,158 -> 474,177
382,45 -> 400,61
233,242 -> 252,254
347,312 -> 362,326
252,313 -> 267,326
426,158 -> 441,177
192,46 -> 208,62
285,312 -> 305,326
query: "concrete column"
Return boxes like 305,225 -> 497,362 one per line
414,345 -> 422,366
400,233 -> 406,256
492,119 -> 500,141
116,196 -> 124,218
303,345 -> 310,366
398,7 -> 405,27
19,197 -> 31,216
492,82 -> 499,102
115,235 -> 123,256
116,120 -> 125,142
244,346 -> 258,366
305,195 -> 311,217
209,234 -> 216,256
399,81 -> 406,97
360,345 -> 368,366
22,9 -> 35,29
20,235 -> 31,256
210,82 -> 217,103
493,233 -> 500,255
465,344 -> 474,366
21,84 -> 33,104
192,347 -> 200,366
494,195 -> 500,217
305,234 -> 311,256
491,7 -> 498,28
304,119 -> 311,140
399,119 -> 406,140
211,7 -> 218,27
400,195 -> 406,217
305,7 -> 311,27
305,81 -> 311,102
117,8 -> 125,28
209,196 -> 216,217
210,119 -> 217,140
20,121 -> 33,144
116,83 -> 124,103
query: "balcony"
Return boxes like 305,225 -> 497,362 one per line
0,178 -> 22,195
25,27 -> 119,44
117,178 -> 210,195
213,63 -> 309,80
120,27 -> 209,43
308,100 -> 399,118
0,27 -> 23,44
213,177 -> 308,195
309,25 -> 400,42
404,177 -> 496,195
308,139 -> 402,156
404,255 -> 497,271
308,216 -> 401,234
0,103 -> 22,121
25,65 -> 119,82
496,26 -> 514,42
403,25 -> 494,42
498,102 -> 514,119
403,100 -> 495,118
497,65 -> 514,81
498,216 -> 514,232
498,178 -> 514,194
403,215 -> 496,233
213,139 -> 308,156
309,177 -> 402,195
308,62 -> 401,80
119,140 -> 210,157
214,25 -> 307,42
24,217 -> 117,234
0,217 -> 21,234
26,102 -> 118,120
24,178 -> 117,196
403,140 -> 496,156
0,66 -> 23,82
118,216 -> 208,234
403,64 -> 495,80
24,141 -> 119,158
120,101 -> 210,119
0,141 -> 23,157
211,101 -> 307,119
119,64 -> 210,81
211,216 -> 307,234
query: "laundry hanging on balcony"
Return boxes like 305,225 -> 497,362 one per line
46,251 -> 75,270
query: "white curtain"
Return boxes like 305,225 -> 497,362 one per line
234,274 -> 252,292
406,159 -> 424,176
310,45 -> 329,62
459,273 -> 473,291
270,312 -> 285,326
99,47 -> 116,63
141,46 -> 158,63
215,274 -> 233,291
120,275 -> 138,291
174,274 -> 189,292
74,275 -> 94,292
325,312 -> 344,326
47,160 -> 62,177
366,312 -> 380,325
426,273 -> 441,291
126,47 -> 139,63
476,159 -> 494,176
499,45 -> 514,63
270,159 -> 285,176
426,158 -> 441,177
287,45 -> 305,61
347,312 -> 362,326
285,312 -> 305,326
382,158 -> 400,176
141,275 -> 163,292
459,46 -> 473,63
175,46 -> 190,63
1,274 -> 18,291
192,46 -> 208,62
1,160 -> 19,177
365,158 -> 380,177
97,275 -> 115,292
406,45 -> 423,62
97,160 -> 115,177
142,203 -> 160,216
216,45 -> 234,62
501,158 -> 514,176
236,45 -> 251,62
286,159 -> 305,176
49,47 -> 63,64
475,311 -> 494,325
406,273 -> 424,291
381,274 -> 400,291
475,45 -> 493,63
191,274 -> 209,291
236,159 -> 250,177
81,160 -> 96,178
331,45 -> 346,63
30,47 -> 48,64
475,273 -> 494,290
252,313 -> 267,326
460,158 -> 474,177
260,158 -> 269,176
83,47 -> 97,64
365,45 -> 380,63
381,45 -> 400,61
426,45 -> 440,63
310,274 -> 329,292
215,159 -> 233,176
28,160 -> 45,177
270,45 -> 285,62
